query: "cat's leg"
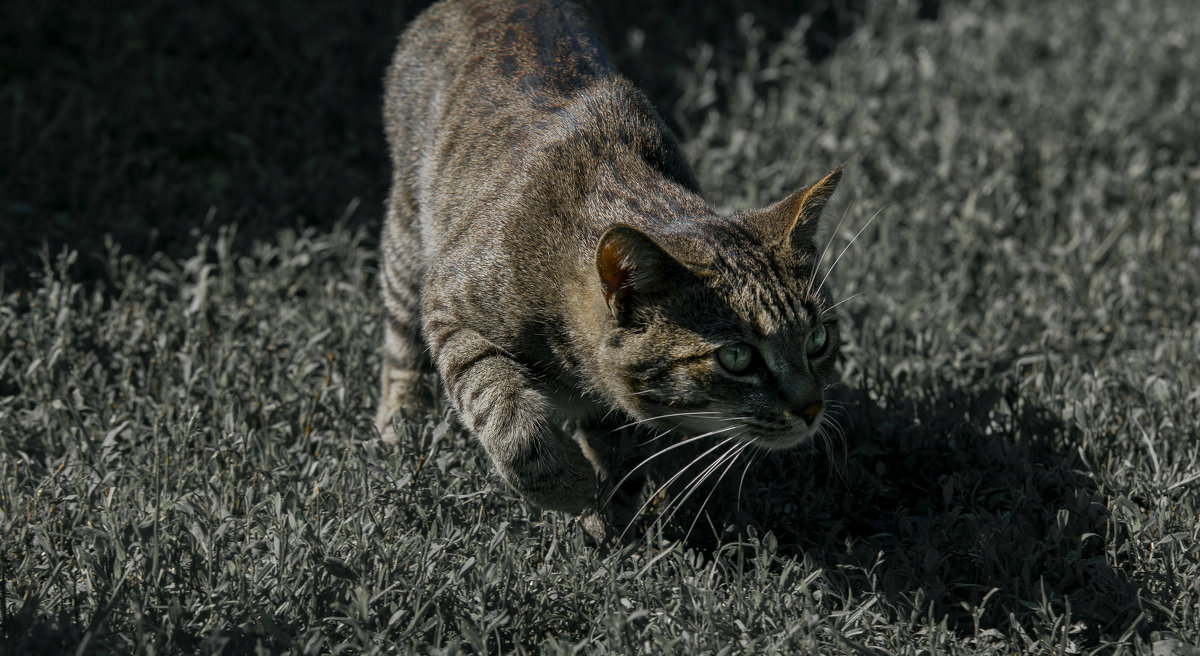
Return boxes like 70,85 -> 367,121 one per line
425,316 -> 597,514
376,186 -> 433,434
576,420 -> 642,543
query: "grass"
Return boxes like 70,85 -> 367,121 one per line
3,0 -> 1200,653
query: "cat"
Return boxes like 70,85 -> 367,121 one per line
377,0 -> 844,531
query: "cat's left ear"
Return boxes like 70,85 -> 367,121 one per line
765,166 -> 843,250
595,225 -> 687,321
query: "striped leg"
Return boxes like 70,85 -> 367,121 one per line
425,312 -> 597,513
376,187 -> 433,433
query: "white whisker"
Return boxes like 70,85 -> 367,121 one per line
736,446 -> 762,513
807,193 -> 853,298
824,290 -> 868,313
637,415 -> 749,446
814,203 -> 887,299
604,425 -> 743,508
816,418 -> 848,484
681,441 -> 752,545
618,432 -> 742,542
659,438 -> 745,530
610,410 -> 723,432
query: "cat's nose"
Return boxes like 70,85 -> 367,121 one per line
783,393 -> 822,425
776,369 -> 821,424
798,402 -> 822,425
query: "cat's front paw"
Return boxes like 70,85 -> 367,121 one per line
500,431 -> 597,514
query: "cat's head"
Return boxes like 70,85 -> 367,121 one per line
594,167 -> 844,450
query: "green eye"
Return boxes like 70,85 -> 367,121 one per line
806,323 -> 829,357
717,343 -> 755,374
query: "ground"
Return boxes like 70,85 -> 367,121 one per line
1,0 -> 1198,653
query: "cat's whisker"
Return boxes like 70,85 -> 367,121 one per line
599,405 -> 623,423
640,440 -> 742,552
735,446 -> 763,514
630,432 -> 742,523
658,437 -> 745,530
816,425 -> 836,480
825,290 -> 869,313
638,426 -> 678,446
816,417 -> 849,484
618,432 -> 742,542
824,403 -> 855,425
806,195 -> 854,298
604,425 -> 743,508
680,440 -> 752,546
610,410 -> 723,432
825,407 -> 850,424
637,415 -> 750,445
814,203 -> 888,299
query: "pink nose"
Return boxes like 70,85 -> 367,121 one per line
800,402 -> 822,425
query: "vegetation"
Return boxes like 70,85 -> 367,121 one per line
2,0 -> 1198,652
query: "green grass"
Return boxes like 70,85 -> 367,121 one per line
3,0 -> 1200,653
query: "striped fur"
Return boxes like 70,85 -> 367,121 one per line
378,0 -> 844,516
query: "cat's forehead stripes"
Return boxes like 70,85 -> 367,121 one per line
709,239 -> 819,335
740,278 -> 814,336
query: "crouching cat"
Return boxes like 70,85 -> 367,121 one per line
377,0 -> 844,529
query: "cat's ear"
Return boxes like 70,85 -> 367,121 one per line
595,225 -> 684,320
766,166 -> 843,249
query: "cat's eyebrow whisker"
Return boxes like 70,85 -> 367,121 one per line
825,290 -> 869,313
604,425 -> 742,508
618,432 -> 742,542
807,193 -> 854,298
814,203 -> 888,299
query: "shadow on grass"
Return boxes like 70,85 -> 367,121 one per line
652,363 -> 1154,646
0,0 -> 422,291
0,0 -> 921,292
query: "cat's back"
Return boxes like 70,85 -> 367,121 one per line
384,0 -> 614,161
397,0 -> 610,92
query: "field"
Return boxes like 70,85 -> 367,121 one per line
3,0 -> 1199,653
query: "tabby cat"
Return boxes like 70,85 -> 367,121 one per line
377,0 -> 844,527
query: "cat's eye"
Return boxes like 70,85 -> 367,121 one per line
806,323 -> 829,357
716,343 -> 755,374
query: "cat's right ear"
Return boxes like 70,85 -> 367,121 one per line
768,166 -> 843,250
596,225 -> 680,320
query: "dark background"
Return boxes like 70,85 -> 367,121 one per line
0,0 -> 937,289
